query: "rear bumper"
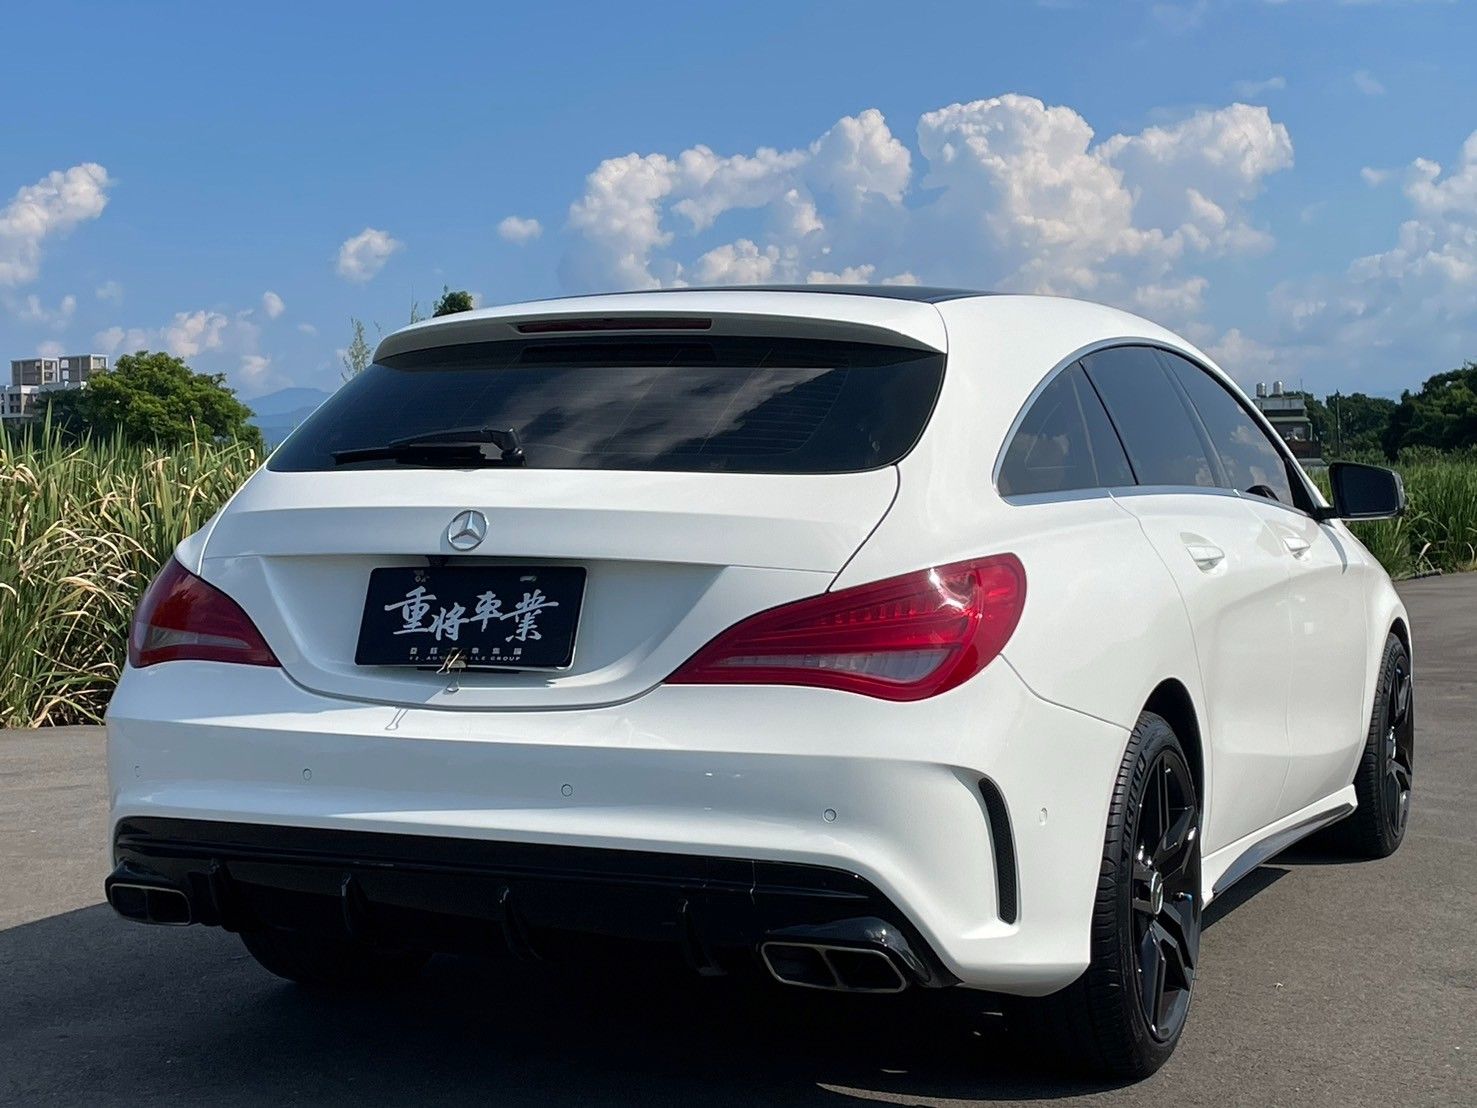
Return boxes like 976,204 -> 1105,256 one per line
107,817 -> 955,988
106,658 -> 1129,995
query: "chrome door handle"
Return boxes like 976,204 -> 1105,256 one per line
1185,542 -> 1225,569
1282,534 -> 1312,558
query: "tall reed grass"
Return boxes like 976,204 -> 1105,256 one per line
1314,450 -> 1477,580
1,427 -> 259,727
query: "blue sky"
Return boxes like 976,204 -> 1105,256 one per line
3,0 -> 1475,401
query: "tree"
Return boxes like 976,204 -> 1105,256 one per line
1383,362 -> 1477,456
44,350 -> 263,451
1325,392 -> 1398,458
342,318 -> 372,381
432,286 -> 475,317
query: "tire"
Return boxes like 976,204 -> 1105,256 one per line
1325,633 -> 1414,859
1008,711 -> 1202,1080
240,928 -> 431,989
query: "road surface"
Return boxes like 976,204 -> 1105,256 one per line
1,576 -> 1472,1105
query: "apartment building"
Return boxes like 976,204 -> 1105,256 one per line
1,354 -> 109,423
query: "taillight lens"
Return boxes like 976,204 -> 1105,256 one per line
666,554 -> 1025,701
128,558 -> 279,669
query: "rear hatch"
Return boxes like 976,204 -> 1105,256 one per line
202,312 -> 946,710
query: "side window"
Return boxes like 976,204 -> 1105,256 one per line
1157,350 -> 1298,507
998,363 -> 1133,496
1081,346 -> 1218,489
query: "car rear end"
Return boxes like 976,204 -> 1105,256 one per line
104,291 -> 1120,997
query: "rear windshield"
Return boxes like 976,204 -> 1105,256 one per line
269,336 -> 946,475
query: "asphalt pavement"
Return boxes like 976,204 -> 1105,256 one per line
1,576 -> 1473,1105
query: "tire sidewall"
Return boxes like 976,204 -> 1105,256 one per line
1100,713 -> 1199,1071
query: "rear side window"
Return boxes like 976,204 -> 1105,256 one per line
1157,350 -> 1299,507
998,363 -> 1133,496
1081,347 -> 1217,489
270,337 -> 946,475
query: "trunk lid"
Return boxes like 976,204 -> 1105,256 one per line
199,466 -> 899,709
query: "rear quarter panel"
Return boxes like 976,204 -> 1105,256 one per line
833,295 -> 1213,813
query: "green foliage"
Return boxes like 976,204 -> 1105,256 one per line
45,351 -> 262,452
1313,450 -> 1477,578
0,426 -> 260,726
432,286 -> 475,317
342,318 -> 372,380
1382,363 -> 1477,456
1324,392 -> 1398,458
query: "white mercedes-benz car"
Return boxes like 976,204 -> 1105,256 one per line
106,287 -> 1413,1077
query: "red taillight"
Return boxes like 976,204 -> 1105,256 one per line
666,554 -> 1026,701
128,558 -> 279,669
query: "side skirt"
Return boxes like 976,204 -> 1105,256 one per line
1203,786 -> 1357,902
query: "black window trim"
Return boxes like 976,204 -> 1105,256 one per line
1146,344 -> 1321,519
993,339 -> 1324,518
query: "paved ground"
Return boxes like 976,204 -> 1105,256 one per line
1,577 -> 1473,1106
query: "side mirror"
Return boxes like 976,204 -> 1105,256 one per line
1315,461 -> 1406,521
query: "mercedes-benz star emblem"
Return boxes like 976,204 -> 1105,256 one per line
446,509 -> 488,551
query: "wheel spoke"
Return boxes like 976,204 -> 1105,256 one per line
1153,919 -> 1192,992
1154,807 -> 1197,876
1157,765 -> 1170,848
1158,895 -> 1200,972
1392,668 -> 1412,726
1138,927 -> 1167,1033
1133,851 -> 1155,886
1392,760 -> 1413,792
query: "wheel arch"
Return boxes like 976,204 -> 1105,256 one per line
1389,615 -> 1411,659
1143,678 -> 1206,808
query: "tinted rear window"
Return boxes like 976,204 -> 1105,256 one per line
998,363 -> 1133,496
1081,346 -> 1218,489
270,337 -> 946,475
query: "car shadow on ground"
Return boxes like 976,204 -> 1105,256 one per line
0,905 -> 1132,1105
0,861 -> 1297,1107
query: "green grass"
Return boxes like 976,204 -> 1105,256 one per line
2,429 -> 1474,728
1314,450 -> 1477,580
1,426 -> 259,727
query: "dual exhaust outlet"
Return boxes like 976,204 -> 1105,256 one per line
759,916 -> 936,993
106,878 -> 192,926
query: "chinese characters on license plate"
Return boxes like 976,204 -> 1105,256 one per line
356,566 -> 585,670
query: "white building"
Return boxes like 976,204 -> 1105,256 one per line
2,354 -> 109,423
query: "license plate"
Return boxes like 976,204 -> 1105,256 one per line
356,565 -> 585,669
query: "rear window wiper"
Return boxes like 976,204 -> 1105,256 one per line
331,425 -> 526,467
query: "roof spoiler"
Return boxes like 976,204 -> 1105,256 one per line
373,290 -> 949,362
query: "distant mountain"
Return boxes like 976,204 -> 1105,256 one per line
244,386 -> 332,447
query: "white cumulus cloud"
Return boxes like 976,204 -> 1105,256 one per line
94,325 -> 150,356
497,215 -> 543,243
1353,69 -> 1386,96
238,353 -> 287,394
557,95 -> 1291,330
0,163 -> 112,287
336,227 -> 402,282
1265,129 -> 1477,391
261,290 -> 285,318
162,309 -> 229,358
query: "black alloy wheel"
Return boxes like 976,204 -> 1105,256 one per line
1130,747 -> 1200,1043
1329,633 -> 1415,859
1380,653 -> 1414,842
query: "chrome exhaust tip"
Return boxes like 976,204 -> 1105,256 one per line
761,941 -> 909,993
106,876 -> 193,926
